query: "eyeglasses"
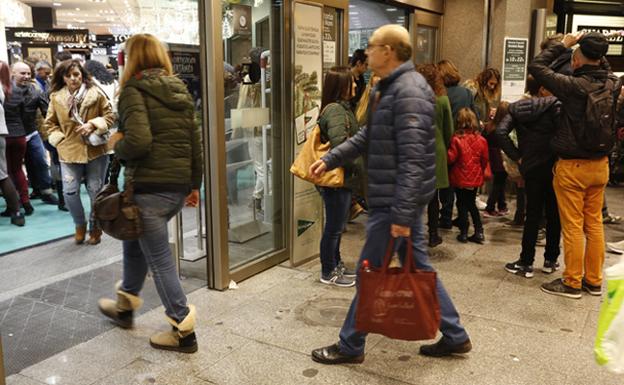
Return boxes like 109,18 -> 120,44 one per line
366,43 -> 387,50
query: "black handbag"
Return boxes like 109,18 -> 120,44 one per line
94,158 -> 142,240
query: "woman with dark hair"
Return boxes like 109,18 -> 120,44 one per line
317,66 -> 362,288
44,59 -> 115,245
417,64 -> 453,247
0,61 -> 24,226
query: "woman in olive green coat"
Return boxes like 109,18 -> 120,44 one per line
98,34 -> 201,354
417,64 -> 454,247
316,67 -> 363,288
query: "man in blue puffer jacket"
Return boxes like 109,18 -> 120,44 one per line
310,25 -> 471,364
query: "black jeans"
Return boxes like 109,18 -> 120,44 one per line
519,167 -> 560,265
486,171 -> 508,211
439,187 -> 455,226
456,188 -> 482,233
427,190 -> 440,235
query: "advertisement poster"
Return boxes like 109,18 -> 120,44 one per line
501,37 -> 528,103
292,2 -> 323,265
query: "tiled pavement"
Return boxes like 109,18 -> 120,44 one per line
0,262 -> 203,376
5,186 -> 624,384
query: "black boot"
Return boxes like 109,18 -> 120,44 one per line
457,230 -> 468,243
468,230 -> 485,244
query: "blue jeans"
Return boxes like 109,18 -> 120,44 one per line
60,155 -> 109,229
120,192 -> 190,322
319,187 -> 352,277
25,133 -> 53,191
338,208 -> 469,355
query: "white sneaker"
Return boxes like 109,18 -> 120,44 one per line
476,198 -> 487,210
606,240 -> 624,254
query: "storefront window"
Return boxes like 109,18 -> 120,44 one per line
0,1 -> 208,281
348,0 -> 408,55
221,0 -> 283,269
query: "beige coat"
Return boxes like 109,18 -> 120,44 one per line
44,86 -> 114,163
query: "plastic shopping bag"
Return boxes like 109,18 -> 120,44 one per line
594,258 -> 624,373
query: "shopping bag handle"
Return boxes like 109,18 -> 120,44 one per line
381,237 -> 415,274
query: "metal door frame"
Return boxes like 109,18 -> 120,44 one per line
199,0 -> 294,290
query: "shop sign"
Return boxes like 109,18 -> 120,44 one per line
6,28 -> 89,44
232,4 -> 252,36
577,26 -> 623,45
323,7 -> 337,71
292,1 -> 324,265
91,47 -> 108,56
501,37 -> 528,103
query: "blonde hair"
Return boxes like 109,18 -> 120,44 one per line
355,75 -> 380,126
120,34 -> 173,88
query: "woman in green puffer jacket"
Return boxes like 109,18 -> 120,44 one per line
98,34 -> 201,354
416,64 -> 454,248
316,66 -> 364,288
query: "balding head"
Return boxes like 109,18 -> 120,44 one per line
365,25 -> 412,78
371,25 -> 412,62
11,62 -> 31,86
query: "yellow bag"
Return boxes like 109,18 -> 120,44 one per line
290,123 -> 344,187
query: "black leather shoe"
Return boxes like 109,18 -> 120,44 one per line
468,231 -> 485,244
41,193 -> 59,205
429,233 -> 443,248
420,338 -> 472,357
23,202 -> 34,216
311,343 -> 364,365
456,233 -> 468,243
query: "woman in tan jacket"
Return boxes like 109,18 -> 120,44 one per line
44,59 -> 114,245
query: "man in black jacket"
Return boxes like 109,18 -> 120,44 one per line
528,32 -> 622,299
497,75 -> 561,279
11,62 -> 58,205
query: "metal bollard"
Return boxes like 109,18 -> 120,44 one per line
0,334 -> 5,385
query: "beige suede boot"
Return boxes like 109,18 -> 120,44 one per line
149,305 -> 198,353
98,282 -> 144,329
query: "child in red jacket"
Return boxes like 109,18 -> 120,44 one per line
448,108 -> 489,243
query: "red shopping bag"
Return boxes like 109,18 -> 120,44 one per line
355,238 -> 441,341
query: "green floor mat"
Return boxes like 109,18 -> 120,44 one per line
0,189 -> 93,256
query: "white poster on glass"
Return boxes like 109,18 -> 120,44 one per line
501,37 -> 529,103
292,2 -> 324,265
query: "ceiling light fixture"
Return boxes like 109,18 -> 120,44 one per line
75,7 -> 80,11
53,2 -> 62,6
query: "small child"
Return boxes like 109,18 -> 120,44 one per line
447,108 -> 489,244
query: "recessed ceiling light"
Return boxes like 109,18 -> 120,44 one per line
53,2 -> 62,6
75,7 -> 80,10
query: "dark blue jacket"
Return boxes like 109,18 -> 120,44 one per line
322,61 -> 436,226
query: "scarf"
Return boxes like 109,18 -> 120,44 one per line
67,83 -> 87,125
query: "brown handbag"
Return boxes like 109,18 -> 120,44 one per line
355,238 -> 441,341
290,104 -> 345,188
93,158 -> 142,240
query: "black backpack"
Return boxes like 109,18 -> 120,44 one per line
577,77 -> 617,153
